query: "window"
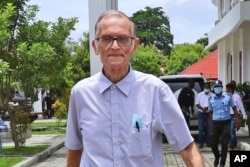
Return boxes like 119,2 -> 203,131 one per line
239,51 -> 242,83
227,53 -> 233,81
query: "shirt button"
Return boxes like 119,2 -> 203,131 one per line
113,101 -> 117,104
114,140 -> 120,145
112,85 -> 116,89
114,162 -> 119,166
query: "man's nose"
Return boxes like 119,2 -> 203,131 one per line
111,39 -> 119,48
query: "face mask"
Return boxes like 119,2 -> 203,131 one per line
214,87 -> 222,94
204,89 -> 210,93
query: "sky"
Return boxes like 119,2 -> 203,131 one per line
29,0 -> 218,44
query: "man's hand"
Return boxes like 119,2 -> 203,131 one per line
203,107 -> 208,113
235,119 -> 240,131
182,107 -> 187,113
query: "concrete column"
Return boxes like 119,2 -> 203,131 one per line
218,0 -> 222,20
89,0 -> 118,75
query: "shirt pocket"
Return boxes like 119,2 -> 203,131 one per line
128,127 -> 151,157
222,101 -> 229,112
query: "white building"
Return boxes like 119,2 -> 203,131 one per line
206,0 -> 250,85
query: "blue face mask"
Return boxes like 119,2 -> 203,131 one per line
214,87 -> 222,94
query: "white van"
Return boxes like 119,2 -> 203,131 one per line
159,74 -> 207,131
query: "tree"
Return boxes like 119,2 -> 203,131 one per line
0,0 -> 78,149
131,7 -> 173,56
0,1 -> 78,102
167,43 -> 209,75
196,37 -> 217,52
0,3 -> 14,48
68,32 -> 90,84
196,37 -> 208,48
131,44 -> 167,77
0,2 -> 21,149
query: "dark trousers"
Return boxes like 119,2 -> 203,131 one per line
229,115 -> 237,148
198,112 -> 210,146
182,109 -> 190,128
211,120 -> 230,165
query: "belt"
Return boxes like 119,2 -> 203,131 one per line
213,119 -> 231,123
199,112 -> 209,114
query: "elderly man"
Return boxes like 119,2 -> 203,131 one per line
65,10 -> 203,167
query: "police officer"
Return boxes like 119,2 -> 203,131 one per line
208,80 -> 240,167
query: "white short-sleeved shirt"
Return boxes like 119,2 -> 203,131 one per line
65,69 -> 193,167
230,92 -> 247,119
195,91 -> 212,113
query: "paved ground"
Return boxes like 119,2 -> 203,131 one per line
2,118 -> 250,167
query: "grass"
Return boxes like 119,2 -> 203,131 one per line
0,120 -> 66,166
0,157 -> 26,167
1,145 -> 49,155
31,121 -> 66,127
0,145 -> 49,167
31,120 -> 66,135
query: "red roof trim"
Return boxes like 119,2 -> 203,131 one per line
179,50 -> 218,79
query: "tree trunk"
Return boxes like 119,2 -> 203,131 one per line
7,105 -> 19,149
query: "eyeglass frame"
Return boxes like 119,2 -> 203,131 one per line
95,36 -> 135,47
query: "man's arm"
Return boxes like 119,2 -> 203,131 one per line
178,89 -> 184,107
237,95 -> 247,120
180,142 -> 204,167
232,106 -> 240,131
191,91 -> 195,113
67,148 -> 83,167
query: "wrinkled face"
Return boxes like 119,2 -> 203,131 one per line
92,16 -> 139,69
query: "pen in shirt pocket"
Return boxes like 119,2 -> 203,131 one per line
136,121 -> 140,132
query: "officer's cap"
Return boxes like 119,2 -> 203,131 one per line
214,80 -> 223,87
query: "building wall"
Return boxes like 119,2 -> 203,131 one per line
217,22 -> 250,85
242,22 -> 250,82
210,0 -> 250,86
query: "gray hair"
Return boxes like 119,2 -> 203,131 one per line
94,10 -> 136,37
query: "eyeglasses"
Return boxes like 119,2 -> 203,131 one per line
96,36 -> 135,47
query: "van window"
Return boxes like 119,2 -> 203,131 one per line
161,78 -> 204,94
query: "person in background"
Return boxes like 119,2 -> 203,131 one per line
226,83 -> 247,151
0,116 -> 8,152
243,87 -> 250,137
230,80 -> 239,94
0,117 -> 8,132
41,89 -> 46,112
13,90 -> 22,100
44,93 -> 55,119
208,80 -> 240,167
196,82 -> 212,148
65,10 -> 204,167
178,79 -> 195,128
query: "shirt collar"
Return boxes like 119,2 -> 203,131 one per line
99,66 -> 135,96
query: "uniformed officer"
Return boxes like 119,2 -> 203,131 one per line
208,80 -> 240,167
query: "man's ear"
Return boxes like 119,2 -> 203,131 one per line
131,38 -> 140,54
92,40 -> 100,55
